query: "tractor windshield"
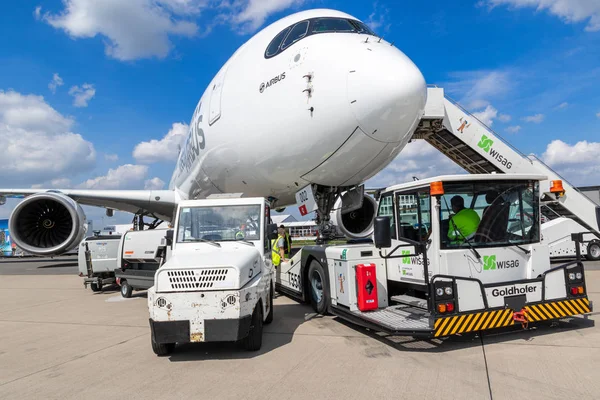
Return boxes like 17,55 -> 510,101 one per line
438,180 -> 540,249
176,205 -> 262,243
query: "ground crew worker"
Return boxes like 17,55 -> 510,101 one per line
235,224 -> 246,240
448,195 -> 480,243
279,224 -> 291,258
271,226 -> 287,268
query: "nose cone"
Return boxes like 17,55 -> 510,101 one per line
347,46 -> 427,143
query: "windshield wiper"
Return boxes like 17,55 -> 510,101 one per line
236,240 -> 255,246
184,238 -> 221,247
461,236 -> 481,260
509,241 -> 531,255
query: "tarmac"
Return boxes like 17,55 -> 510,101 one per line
0,255 -> 599,400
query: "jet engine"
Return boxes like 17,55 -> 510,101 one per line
330,193 -> 377,239
9,192 -> 87,256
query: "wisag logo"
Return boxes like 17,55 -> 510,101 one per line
477,134 -> 513,169
483,255 -> 496,270
401,250 -> 429,266
483,255 -> 520,271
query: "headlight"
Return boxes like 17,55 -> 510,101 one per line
436,288 -> 444,297
576,272 -> 582,280
444,287 -> 453,296
569,273 -> 576,281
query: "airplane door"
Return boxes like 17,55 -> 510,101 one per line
208,64 -> 228,126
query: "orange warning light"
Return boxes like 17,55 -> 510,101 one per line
550,180 -> 564,194
430,181 -> 444,196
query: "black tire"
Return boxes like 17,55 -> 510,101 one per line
120,281 -> 133,298
307,260 -> 330,315
243,302 -> 263,351
90,282 -> 101,292
587,241 -> 600,261
264,283 -> 274,324
151,335 -> 175,356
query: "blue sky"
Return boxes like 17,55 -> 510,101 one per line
0,0 -> 599,225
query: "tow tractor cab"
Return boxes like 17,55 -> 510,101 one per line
147,196 -> 277,356
282,174 -> 592,339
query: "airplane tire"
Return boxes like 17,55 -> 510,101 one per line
90,282 -> 101,292
243,303 -> 263,351
308,260 -> 329,315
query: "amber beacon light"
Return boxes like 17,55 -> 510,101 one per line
430,181 -> 445,196
550,180 -> 565,196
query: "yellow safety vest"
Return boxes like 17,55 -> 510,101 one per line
271,235 -> 284,266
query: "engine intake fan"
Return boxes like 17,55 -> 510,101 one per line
330,194 -> 377,239
9,192 -> 87,256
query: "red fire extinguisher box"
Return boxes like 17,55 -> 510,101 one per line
356,263 -> 378,311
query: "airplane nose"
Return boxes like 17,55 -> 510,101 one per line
347,47 -> 427,143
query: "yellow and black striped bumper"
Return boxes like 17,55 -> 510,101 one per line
434,297 -> 592,338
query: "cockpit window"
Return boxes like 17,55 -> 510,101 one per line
311,18 -> 355,33
265,27 -> 291,57
281,20 -> 309,50
264,17 -> 377,59
349,20 -> 376,36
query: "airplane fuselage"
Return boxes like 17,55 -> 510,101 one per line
168,9 -> 427,209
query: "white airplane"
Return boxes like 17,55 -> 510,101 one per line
0,8 -> 427,256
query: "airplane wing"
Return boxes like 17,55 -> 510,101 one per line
0,189 -> 180,221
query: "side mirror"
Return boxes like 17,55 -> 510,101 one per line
374,216 -> 392,248
165,229 -> 174,246
266,223 -> 278,241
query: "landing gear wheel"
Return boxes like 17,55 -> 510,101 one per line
308,260 -> 329,315
151,335 -> 175,356
120,281 -> 133,298
243,303 -> 263,351
90,282 -> 101,292
265,283 -> 274,324
587,241 -> 600,261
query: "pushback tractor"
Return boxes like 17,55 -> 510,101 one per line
147,196 -> 276,355
277,173 -> 592,338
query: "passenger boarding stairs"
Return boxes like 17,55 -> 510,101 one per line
413,87 -> 600,240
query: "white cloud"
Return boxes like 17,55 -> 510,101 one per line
484,0 -> 600,32
78,164 -> 148,189
498,113 -> 511,122
104,153 -> 119,162
37,0 -> 304,61
365,1 -> 391,33
68,83 -> 96,107
144,177 -> 166,190
38,0 -> 199,61
445,70 -> 512,110
31,178 -> 73,189
133,122 -> 188,163
541,139 -> 600,185
556,102 -> 569,109
366,140 -> 465,188
34,6 -> 42,20
0,89 -> 96,186
523,113 -> 545,123
48,73 -> 64,94
473,105 -> 498,126
506,125 -> 522,133
596,111 -> 600,118
229,0 -> 305,32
